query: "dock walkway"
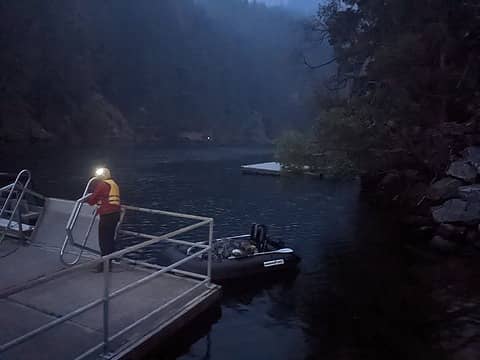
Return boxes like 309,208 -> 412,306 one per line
0,197 -> 221,360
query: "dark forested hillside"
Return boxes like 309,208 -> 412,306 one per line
302,0 -> 480,175
0,0 -> 316,144
276,0 -> 480,177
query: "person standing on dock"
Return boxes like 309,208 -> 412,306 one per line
87,167 -> 121,272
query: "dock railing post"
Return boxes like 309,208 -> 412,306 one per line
102,258 -> 111,356
207,220 -> 213,286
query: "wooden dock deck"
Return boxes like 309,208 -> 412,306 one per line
0,197 -> 221,360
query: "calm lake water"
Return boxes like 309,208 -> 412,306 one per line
2,145 -> 444,360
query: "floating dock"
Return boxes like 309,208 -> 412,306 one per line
0,185 -> 221,360
241,162 -> 282,176
241,162 -> 322,177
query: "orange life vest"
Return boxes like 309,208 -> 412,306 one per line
102,179 -> 120,206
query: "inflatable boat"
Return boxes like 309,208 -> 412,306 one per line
164,224 -> 300,282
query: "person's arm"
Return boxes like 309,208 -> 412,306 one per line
87,181 -> 107,206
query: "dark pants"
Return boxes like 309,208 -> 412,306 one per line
99,212 -> 120,256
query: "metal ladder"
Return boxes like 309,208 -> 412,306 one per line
60,177 -> 98,266
0,170 -> 32,244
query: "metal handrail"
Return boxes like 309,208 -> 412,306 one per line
59,179 -> 215,266
0,183 -> 45,201
60,177 -> 97,265
0,183 -> 14,193
75,278 -> 210,360
121,204 -> 212,221
0,169 -> 32,244
0,205 -> 214,358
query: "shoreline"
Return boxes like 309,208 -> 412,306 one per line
360,145 -> 480,358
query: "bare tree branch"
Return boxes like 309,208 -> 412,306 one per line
303,54 -> 337,69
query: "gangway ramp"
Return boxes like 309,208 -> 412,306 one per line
1,198 -> 99,294
32,197 -> 100,252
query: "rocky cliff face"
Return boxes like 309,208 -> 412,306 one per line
0,92 -> 132,144
370,145 -> 480,252
371,145 -> 480,359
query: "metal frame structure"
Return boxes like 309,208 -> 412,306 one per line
60,177 -> 98,265
0,169 -> 32,243
0,177 -> 215,359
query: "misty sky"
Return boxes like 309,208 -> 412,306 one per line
252,0 -> 319,15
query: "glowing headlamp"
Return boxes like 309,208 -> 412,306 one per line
95,168 -> 106,177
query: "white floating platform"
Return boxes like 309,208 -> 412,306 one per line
241,162 -> 282,176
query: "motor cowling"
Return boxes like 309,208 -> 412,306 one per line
250,223 -> 268,251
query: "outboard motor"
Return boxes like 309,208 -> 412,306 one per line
250,223 -> 270,251
250,223 -> 258,241
252,224 -> 267,251
260,225 -> 269,251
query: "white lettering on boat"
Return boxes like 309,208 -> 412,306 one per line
263,259 -> 285,267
